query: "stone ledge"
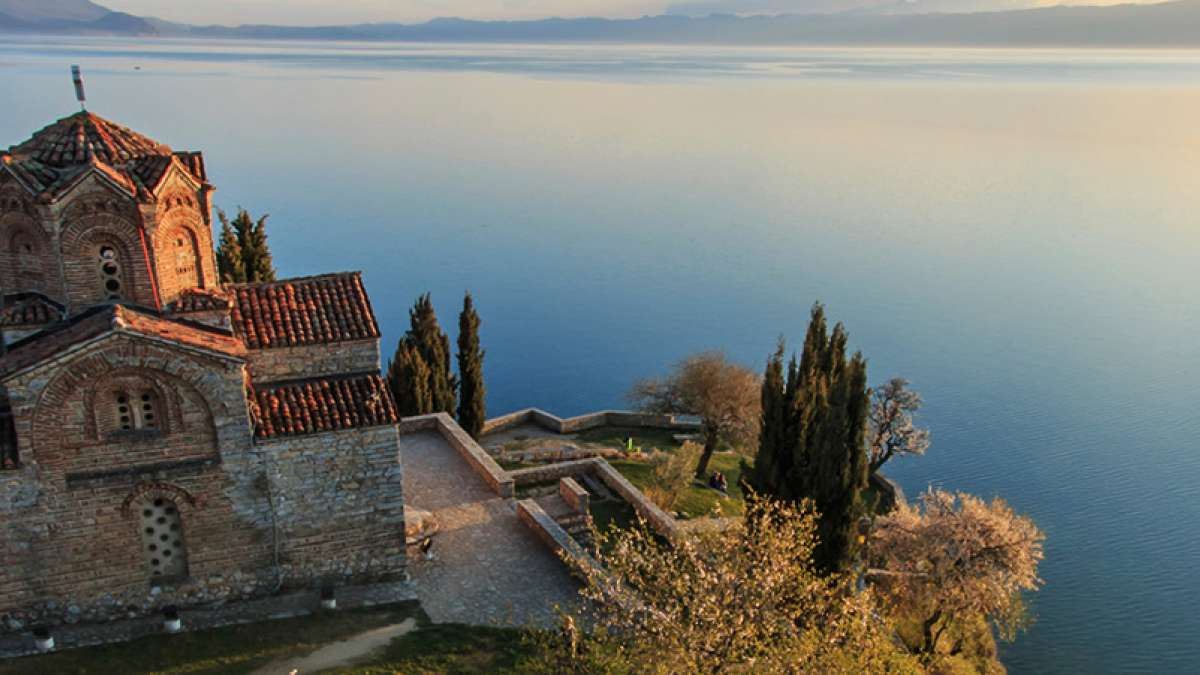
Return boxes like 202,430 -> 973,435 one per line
399,413 -> 513,498
516,498 -> 596,574
482,408 -> 701,437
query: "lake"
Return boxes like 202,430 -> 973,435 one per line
2,38 -> 1198,673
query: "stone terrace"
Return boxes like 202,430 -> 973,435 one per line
400,430 -> 580,627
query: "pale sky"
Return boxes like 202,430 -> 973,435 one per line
100,0 -> 1167,26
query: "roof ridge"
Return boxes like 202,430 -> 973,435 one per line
229,271 -> 365,288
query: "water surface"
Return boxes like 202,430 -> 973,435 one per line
2,38 -> 1198,673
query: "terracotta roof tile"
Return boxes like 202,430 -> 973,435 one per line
9,112 -> 171,168
0,293 -> 65,327
0,304 -> 244,379
229,272 -> 381,350
168,288 -> 231,313
249,373 -> 398,439
2,112 -> 207,201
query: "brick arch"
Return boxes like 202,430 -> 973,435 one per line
121,481 -> 201,517
59,214 -> 150,308
0,213 -> 52,294
154,217 -> 208,301
84,367 -> 185,439
29,340 -> 232,465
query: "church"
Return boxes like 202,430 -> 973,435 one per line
0,111 -> 407,632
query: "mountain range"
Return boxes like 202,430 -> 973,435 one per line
2,0 -> 1199,47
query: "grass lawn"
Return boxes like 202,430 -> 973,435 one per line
0,602 -> 538,675
574,426 -> 684,452
610,451 -> 747,519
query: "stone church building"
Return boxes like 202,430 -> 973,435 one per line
0,111 -> 406,632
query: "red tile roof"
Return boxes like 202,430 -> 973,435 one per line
229,273 -> 381,350
0,304 -> 244,379
0,294 -> 65,327
9,112 -> 171,168
168,288 -> 231,314
1,112 -> 207,201
249,373 -> 398,439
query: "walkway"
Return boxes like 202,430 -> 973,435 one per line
400,431 -> 580,628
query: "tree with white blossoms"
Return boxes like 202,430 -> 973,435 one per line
869,489 -> 1045,658
868,378 -> 931,473
544,498 -> 923,674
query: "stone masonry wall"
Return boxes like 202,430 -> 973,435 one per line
0,335 -> 405,635
0,335 -> 270,633
245,339 -> 380,384
251,425 -> 406,585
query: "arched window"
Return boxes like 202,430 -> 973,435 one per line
115,390 -> 159,431
173,234 -> 198,287
98,245 -> 124,300
139,497 -> 189,581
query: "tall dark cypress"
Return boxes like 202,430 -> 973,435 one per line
387,341 -> 433,417
407,294 -> 457,415
215,210 -> 245,283
752,339 -> 787,496
752,303 -> 870,574
218,208 -> 276,284
456,293 -> 486,439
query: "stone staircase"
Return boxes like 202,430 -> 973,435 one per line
533,494 -> 596,550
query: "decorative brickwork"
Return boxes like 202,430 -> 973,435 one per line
0,112 -> 406,640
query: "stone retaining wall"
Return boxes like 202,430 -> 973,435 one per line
401,413 -> 513,498
508,457 -> 681,543
482,409 -> 701,437
559,477 -> 589,515
515,499 -> 596,573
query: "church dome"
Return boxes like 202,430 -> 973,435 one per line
6,111 -> 174,168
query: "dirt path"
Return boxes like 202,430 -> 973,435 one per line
251,617 -> 417,675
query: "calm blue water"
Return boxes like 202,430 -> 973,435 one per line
3,38 -> 1198,673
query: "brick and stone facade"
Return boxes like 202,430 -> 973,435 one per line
0,112 -> 405,635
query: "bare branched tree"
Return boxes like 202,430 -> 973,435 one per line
628,351 -> 760,479
868,378 -> 931,473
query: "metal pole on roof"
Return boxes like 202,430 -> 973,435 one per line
71,65 -> 86,111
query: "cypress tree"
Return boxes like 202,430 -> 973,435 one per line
752,339 -> 787,496
387,341 -> 433,417
215,210 -> 245,283
751,303 -> 870,574
240,211 -> 276,283
456,292 -> 486,439
407,294 -> 457,415
217,207 -> 276,284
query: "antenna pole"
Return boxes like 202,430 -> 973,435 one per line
71,65 -> 87,111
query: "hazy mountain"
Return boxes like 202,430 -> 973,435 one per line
4,0 -> 1200,47
668,0 -> 1043,16
0,0 -> 155,34
0,0 -> 109,22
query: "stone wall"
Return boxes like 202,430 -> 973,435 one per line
482,408 -> 702,436
0,335 -> 405,636
508,457 -> 681,543
253,425 -> 406,583
515,499 -> 595,573
403,413 -> 513,498
245,339 -> 380,384
559,477 -> 589,515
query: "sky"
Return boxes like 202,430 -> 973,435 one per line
100,0 -> 1166,26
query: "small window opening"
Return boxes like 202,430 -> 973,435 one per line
138,498 -> 188,581
98,246 -> 123,300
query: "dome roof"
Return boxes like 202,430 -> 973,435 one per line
7,111 -> 173,168
0,111 -> 207,202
